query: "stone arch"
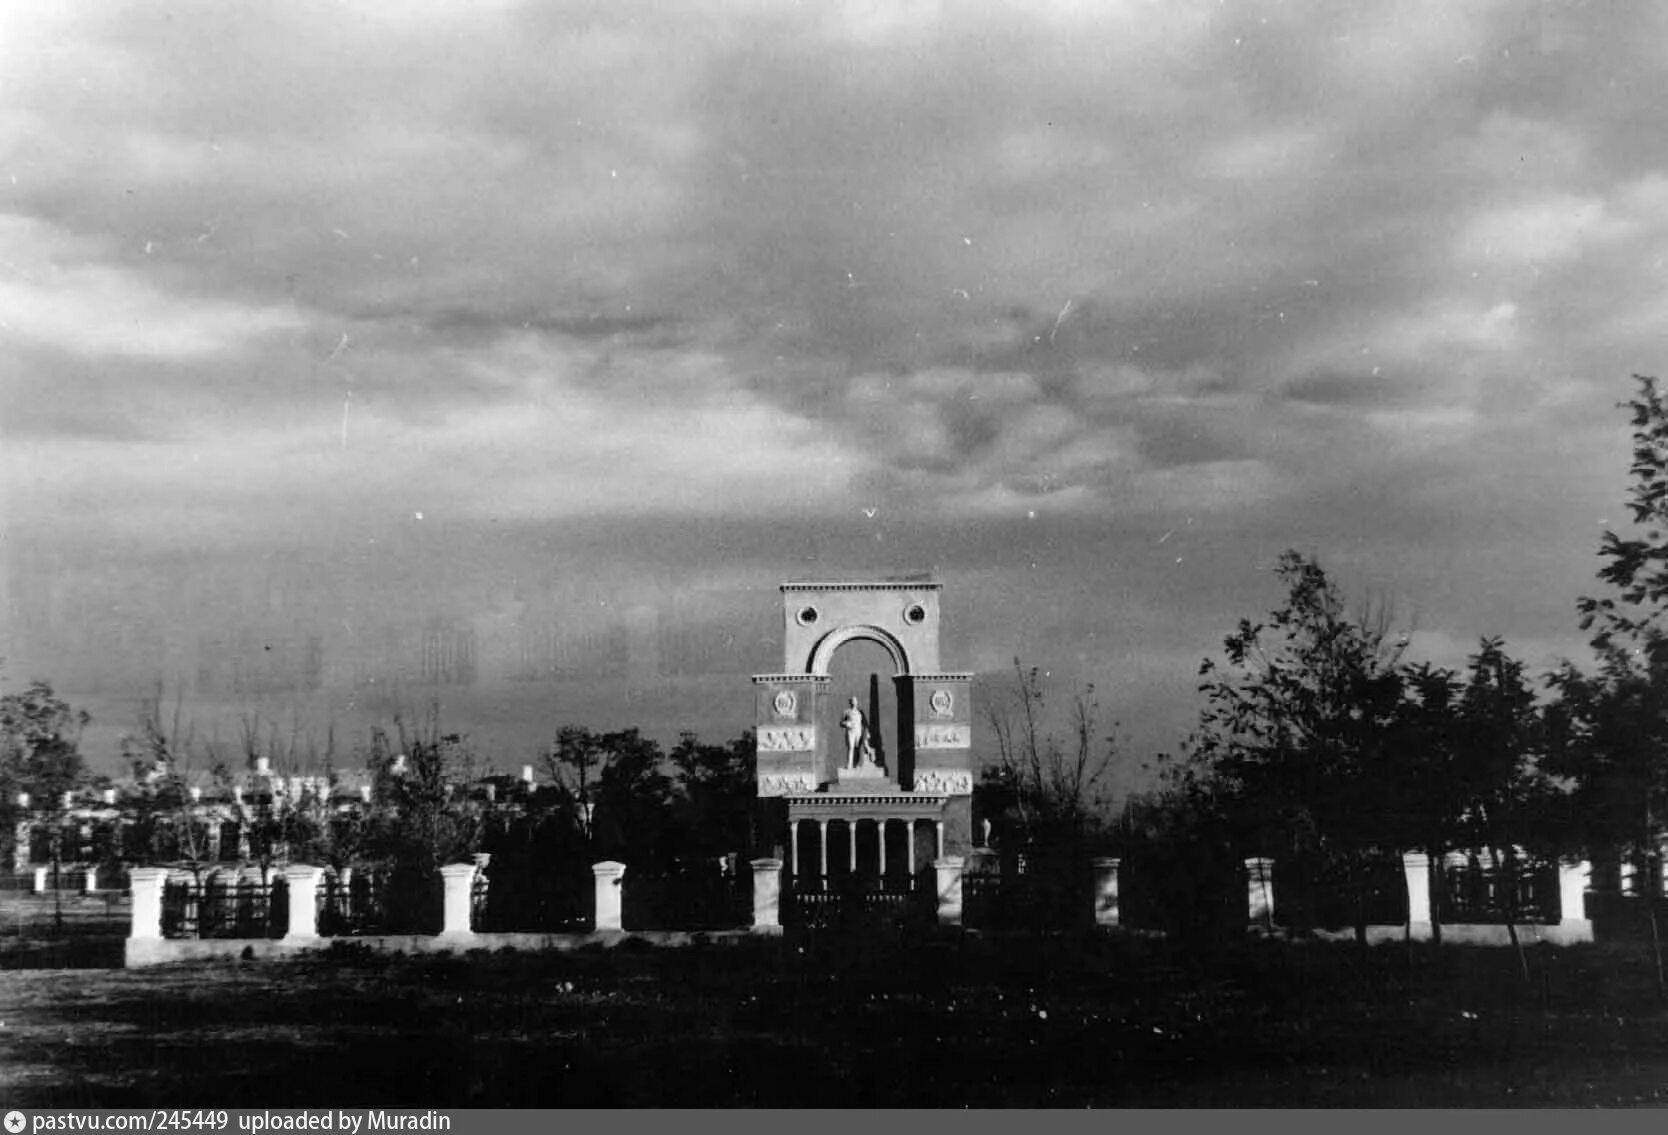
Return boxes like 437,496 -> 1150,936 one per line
806,624 -> 911,677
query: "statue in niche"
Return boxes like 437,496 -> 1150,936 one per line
841,697 -> 878,770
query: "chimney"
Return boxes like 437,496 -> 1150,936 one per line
103,789 -> 117,806
190,786 -> 202,803
521,764 -> 535,785
255,756 -> 271,776
360,785 -> 372,803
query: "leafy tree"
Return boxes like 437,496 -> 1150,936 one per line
1391,662 -> 1469,942
668,730 -> 756,863
360,710 -> 487,932
1551,374 -> 1668,995
1186,550 -> 1409,942
1,678 -> 90,818
1451,638 -> 1559,975
0,678 -> 90,929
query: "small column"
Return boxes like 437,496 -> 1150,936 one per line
878,820 -> 888,878
1559,859 -> 1594,938
848,822 -> 858,873
1246,857 -> 1275,930
790,822 -> 801,880
84,865 -> 99,894
438,863 -> 479,938
283,865 -> 326,940
33,865 -> 48,894
592,860 -> 627,933
935,820 -> 946,860
1091,857 -> 1121,927
934,856 -> 965,925
1403,852 -> 1432,939
751,857 -> 784,931
818,820 -> 829,883
129,867 -> 171,941
907,822 -> 917,877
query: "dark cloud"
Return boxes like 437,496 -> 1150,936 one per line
4,1 -> 1667,779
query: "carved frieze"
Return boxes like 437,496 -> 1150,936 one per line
758,773 -> 819,796
758,726 -> 816,752
912,770 -> 974,796
913,724 -> 970,750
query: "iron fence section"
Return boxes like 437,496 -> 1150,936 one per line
1272,855 -> 1409,931
317,870 -> 400,936
162,874 -> 287,939
1441,859 -> 1559,925
962,868 -> 1091,932
783,872 -> 932,929
473,864 -> 593,933
622,866 -> 752,931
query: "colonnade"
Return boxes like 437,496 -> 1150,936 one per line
787,817 -> 945,884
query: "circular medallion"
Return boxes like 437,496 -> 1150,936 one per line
795,605 -> 820,627
903,602 -> 927,626
929,688 -> 954,718
772,689 -> 797,718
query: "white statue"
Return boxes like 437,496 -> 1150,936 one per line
841,697 -> 877,769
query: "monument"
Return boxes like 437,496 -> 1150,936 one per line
752,580 -> 974,890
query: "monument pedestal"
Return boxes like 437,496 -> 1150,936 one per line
835,765 -> 892,791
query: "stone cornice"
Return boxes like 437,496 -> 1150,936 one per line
909,672 -> 975,682
780,581 -> 942,593
786,793 -> 949,814
752,673 -> 832,684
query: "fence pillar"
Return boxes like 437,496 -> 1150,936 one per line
935,856 -> 966,925
283,865 -> 326,940
32,865 -> 48,894
84,865 -> 99,894
592,860 -> 627,933
1559,859 -> 1594,939
1403,852 -> 1432,939
750,857 -> 784,931
1246,857 -> 1275,931
439,863 -> 479,938
1091,857 -> 1121,927
128,867 -> 170,941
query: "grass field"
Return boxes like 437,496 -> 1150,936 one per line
5,927 -> 1668,1107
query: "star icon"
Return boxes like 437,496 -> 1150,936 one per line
4,1110 -> 26,1134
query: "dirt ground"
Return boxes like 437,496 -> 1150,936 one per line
3,929 -> 1668,1107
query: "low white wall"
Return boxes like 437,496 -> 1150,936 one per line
1302,921 -> 1595,947
124,927 -> 768,968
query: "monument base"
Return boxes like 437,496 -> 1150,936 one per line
835,765 -> 892,791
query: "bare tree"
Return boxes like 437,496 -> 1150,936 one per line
983,658 -> 1119,856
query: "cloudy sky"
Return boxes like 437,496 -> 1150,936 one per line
3,0 -> 1664,786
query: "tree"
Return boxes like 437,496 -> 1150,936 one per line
360,709 -> 487,932
982,659 -> 1119,855
1451,638 -> 1559,977
118,685 -> 226,873
1186,551 -> 1409,942
1578,375 -> 1668,656
668,730 -> 756,863
1553,374 -> 1668,996
0,678 -> 90,816
0,678 -> 90,931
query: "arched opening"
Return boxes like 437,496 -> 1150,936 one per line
807,625 -> 910,677
824,637 -> 902,778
